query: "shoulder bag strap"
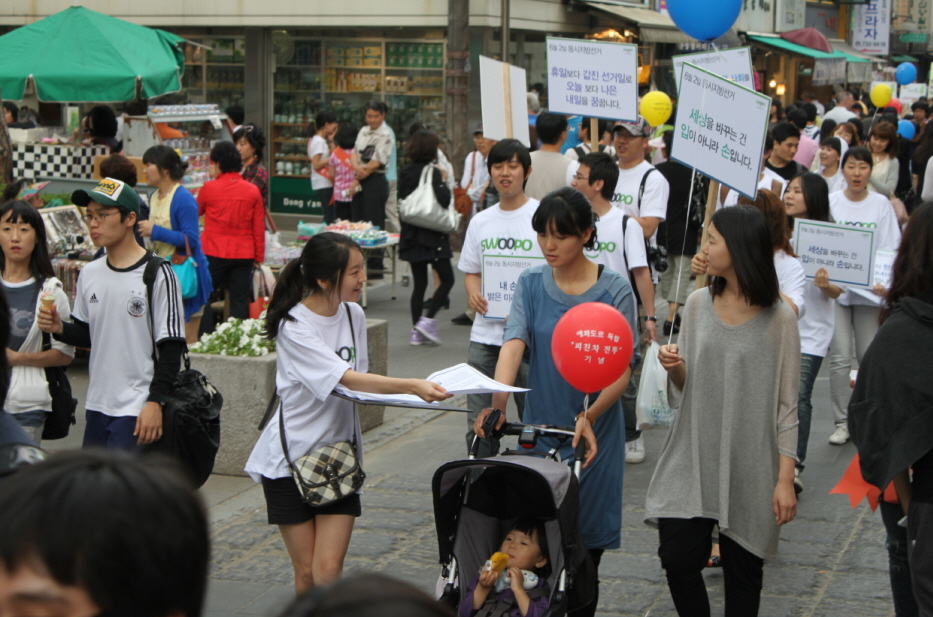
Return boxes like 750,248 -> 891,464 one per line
637,168 -> 655,212
344,303 -> 360,451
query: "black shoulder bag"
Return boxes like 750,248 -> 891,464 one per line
40,330 -> 77,440
142,256 -> 223,487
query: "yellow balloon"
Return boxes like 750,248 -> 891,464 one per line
640,91 -> 673,127
871,84 -> 893,109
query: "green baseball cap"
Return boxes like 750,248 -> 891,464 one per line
71,177 -> 140,215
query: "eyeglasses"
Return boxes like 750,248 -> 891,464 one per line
84,211 -> 119,224
614,133 -> 642,142
573,174 -> 589,181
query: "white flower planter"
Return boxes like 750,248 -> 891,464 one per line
191,318 -> 388,477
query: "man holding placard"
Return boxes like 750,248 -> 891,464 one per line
459,139 -> 542,457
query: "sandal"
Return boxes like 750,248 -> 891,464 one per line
706,556 -> 722,568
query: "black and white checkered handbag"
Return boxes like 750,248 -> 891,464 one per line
277,303 -> 365,506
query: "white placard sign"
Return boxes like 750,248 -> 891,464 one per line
481,254 -> 545,320
671,63 -> 770,199
793,220 -> 876,287
479,55 -> 531,147
873,249 -> 897,288
672,47 -> 754,93
545,37 -> 638,121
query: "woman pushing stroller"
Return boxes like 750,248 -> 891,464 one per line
474,187 -> 640,617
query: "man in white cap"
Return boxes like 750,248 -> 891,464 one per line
37,178 -> 185,450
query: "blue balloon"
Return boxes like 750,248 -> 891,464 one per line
898,119 -> 916,140
895,62 -> 918,86
667,0 -> 742,42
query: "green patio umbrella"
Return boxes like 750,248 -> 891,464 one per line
0,6 -> 185,102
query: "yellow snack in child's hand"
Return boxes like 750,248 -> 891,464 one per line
483,552 -> 510,575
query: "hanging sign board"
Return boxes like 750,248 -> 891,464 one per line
793,219 -> 876,287
672,47 -> 754,93
479,55 -> 530,147
545,37 -> 638,121
671,62 -> 770,200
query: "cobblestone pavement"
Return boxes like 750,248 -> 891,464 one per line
48,269 -> 900,617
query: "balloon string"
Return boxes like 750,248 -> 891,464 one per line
669,166 -> 697,350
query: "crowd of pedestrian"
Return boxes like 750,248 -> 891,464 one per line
0,87 -> 930,617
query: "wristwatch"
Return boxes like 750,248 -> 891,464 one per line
643,316 -> 658,322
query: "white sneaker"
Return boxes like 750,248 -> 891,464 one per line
625,436 -> 646,464
793,468 -> 804,495
828,423 -> 850,445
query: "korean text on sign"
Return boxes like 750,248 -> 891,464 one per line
672,47 -> 755,93
481,255 -> 545,320
568,329 -> 629,366
546,37 -> 638,121
792,220 -> 876,287
671,62 -> 770,199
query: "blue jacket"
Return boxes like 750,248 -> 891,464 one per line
150,186 -> 214,321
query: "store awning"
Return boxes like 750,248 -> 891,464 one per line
892,54 -> 920,62
582,2 -> 696,45
829,40 -> 880,63
746,33 -> 843,59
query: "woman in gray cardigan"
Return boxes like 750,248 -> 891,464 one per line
646,206 -> 800,617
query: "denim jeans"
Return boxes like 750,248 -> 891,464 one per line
464,341 -> 528,458
880,500 -> 919,617
796,353 -> 823,471
622,368 -> 640,442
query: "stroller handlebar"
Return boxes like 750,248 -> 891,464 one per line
498,422 -> 576,438
475,408 -> 587,469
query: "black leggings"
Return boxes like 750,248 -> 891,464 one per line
658,517 -> 764,617
409,259 -> 454,325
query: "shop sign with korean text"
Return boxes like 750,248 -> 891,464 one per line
793,220 -> 876,287
671,63 -> 770,200
481,255 -> 545,320
545,37 -> 638,122
852,0 -> 891,55
672,47 -> 754,93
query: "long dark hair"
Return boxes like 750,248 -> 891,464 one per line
708,206 -> 780,308
738,189 -> 795,256
0,201 -> 56,282
786,172 -> 832,236
819,119 -> 838,144
532,187 -> 598,250
881,202 -> 931,323
264,232 -> 361,340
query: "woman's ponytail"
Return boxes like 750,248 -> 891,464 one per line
263,232 -> 360,340
264,259 -> 306,340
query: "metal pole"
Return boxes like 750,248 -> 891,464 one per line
501,0 -> 510,62
446,0 -> 469,178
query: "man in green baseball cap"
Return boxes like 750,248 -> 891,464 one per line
38,177 -> 185,450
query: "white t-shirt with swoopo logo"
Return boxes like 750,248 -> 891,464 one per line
612,160 -> 669,238
459,198 -> 542,346
245,302 -> 368,481
72,256 -> 185,417
585,206 -> 648,276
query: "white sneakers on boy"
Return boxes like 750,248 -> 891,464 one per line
828,423 -> 850,445
625,436 -> 646,464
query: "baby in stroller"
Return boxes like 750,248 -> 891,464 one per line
460,517 -> 551,617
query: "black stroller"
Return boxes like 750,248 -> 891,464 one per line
433,410 -> 596,616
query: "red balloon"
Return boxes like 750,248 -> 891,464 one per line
890,97 -> 903,115
550,302 -> 634,394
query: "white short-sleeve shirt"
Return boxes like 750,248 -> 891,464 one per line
612,160 -> 669,232
245,302 -> 369,482
774,249 -> 806,320
458,198 -> 542,346
308,135 -> 332,190
585,206 -> 648,275
829,190 -> 903,306
72,256 -> 185,417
